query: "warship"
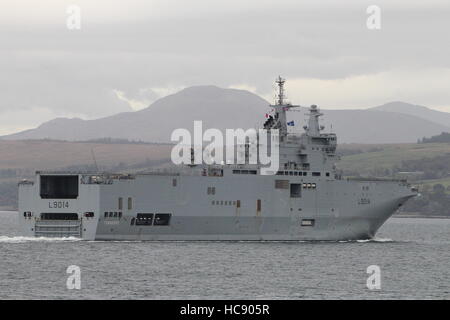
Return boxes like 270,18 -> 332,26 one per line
18,77 -> 417,240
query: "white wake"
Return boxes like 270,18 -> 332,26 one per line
0,236 -> 81,243
356,237 -> 394,243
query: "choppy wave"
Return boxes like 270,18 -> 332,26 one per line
0,236 -> 81,243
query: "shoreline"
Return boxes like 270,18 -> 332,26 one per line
393,214 -> 450,219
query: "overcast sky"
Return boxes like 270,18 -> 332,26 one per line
1,0 -> 449,135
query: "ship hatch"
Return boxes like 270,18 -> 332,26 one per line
41,212 -> 78,220
40,175 -> 79,199
35,213 -> 81,237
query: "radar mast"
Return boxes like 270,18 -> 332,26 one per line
267,76 -> 299,137
276,76 -> 286,106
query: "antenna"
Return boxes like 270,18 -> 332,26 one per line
275,76 -> 285,105
91,148 -> 99,172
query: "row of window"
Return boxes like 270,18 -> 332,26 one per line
212,200 -> 237,206
358,198 -> 371,205
232,170 -> 257,175
312,146 -> 335,151
130,213 -> 172,226
277,171 -> 307,176
276,171 -> 330,177
303,183 -> 317,189
104,211 -> 123,219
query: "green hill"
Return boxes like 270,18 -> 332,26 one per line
338,143 -> 450,175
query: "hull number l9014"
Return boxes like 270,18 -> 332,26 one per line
49,201 -> 69,208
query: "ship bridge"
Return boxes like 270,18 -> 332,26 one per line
263,77 -> 338,174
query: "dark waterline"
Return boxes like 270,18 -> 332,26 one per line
0,211 -> 449,299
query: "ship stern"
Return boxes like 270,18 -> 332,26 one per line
18,173 -> 100,240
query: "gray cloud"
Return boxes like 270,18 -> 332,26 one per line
0,0 -> 449,133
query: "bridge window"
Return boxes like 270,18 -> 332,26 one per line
312,172 -> 321,176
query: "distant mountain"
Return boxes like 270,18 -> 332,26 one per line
287,107 -> 450,144
2,86 -> 450,144
2,86 -> 271,143
371,101 -> 450,128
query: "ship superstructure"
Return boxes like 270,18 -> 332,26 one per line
18,78 -> 417,240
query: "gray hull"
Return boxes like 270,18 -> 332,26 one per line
18,171 -> 416,241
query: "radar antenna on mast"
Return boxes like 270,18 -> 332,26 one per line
268,76 -> 299,137
275,76 -> 286,105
